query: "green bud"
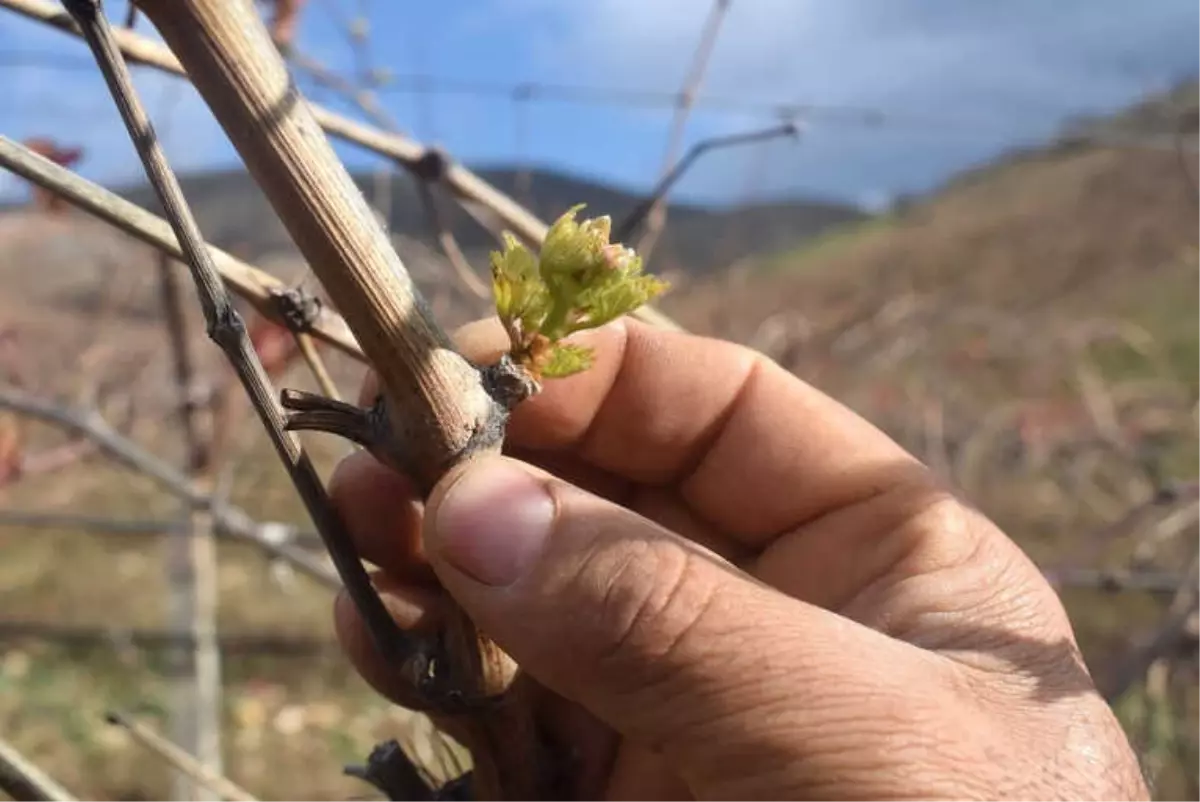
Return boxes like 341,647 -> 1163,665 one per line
489,204 -> 668,381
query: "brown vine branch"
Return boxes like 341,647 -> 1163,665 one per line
62,0 -> 418,714
0,135 -> 364,361
615,121 -> 800,242
0,738 -> 76,802
0,383 -> 339,586
64,3 -> 556,797
286,44 -> 399,259
325,10 -> 405,235
0,0 -> 679,331
290,47 -> 490,301
417,174 -> 490,300
0,0 -> 537,233
122,0 -> 554,794
265,286 -> 344,400
103,711 -> 257,802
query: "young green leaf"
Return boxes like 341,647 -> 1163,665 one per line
489,233 -> 546,336
489,205 -> 668,383
540,343 -> 595,378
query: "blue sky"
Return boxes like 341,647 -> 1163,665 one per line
0,0 -> 1196,208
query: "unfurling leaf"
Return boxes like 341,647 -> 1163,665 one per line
489,233 -> 544,333
540,343 -> 595,378
488,204 -> 668,383
573,272 -> 670,331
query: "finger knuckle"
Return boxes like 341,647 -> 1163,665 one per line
571,536 -> 717,694
888,484 -> 983,578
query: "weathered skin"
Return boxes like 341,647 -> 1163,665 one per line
331,317 -> 1150,801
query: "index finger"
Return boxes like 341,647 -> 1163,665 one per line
361,316 -> 925,548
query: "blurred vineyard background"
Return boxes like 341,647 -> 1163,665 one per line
0,1 -> 1196,799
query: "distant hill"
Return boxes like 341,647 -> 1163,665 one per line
670,78 -> 1199,375
105,165 -> 866,276
660,79 -> 1199,525
1059,77 -> 1198,145
916,77 -> 1199,202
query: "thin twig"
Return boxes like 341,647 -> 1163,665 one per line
130,0 -> 497,662
87,0 -> 495,489
0,738 -> 76,802
104,711 -> 257,802
62,0 -> 413,687
1,0 -> 540,234
0,0 -> 680,331
0,135 -> 364,361
0,384 -> 338,586
634,0 -> 730,262
417,179 -> 489,299
127,1 -> 553,794
294,333 -> 342,400
615,121 -> 799,242
264,286 -> 344,401
289,47 -> 394,130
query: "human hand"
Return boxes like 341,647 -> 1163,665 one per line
329,317 -> 1147,800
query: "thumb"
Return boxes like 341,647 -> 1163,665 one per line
423,455 -> 936,795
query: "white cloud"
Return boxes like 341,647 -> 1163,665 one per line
492,0 -> 819,100
508,0 -> 1194,114
487,0 -> 1198,201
